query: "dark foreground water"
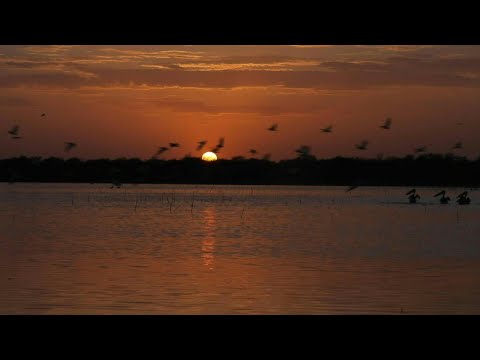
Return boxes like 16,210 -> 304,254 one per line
1,183 -> 479,314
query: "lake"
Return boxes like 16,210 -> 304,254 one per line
1,183 -> 479,314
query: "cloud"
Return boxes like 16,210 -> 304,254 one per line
1,46 -> 480,90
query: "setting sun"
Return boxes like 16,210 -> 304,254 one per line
201,152 -> 218,162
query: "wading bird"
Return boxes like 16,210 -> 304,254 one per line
434,190 -> 450,204
406,188 -> 420,203
457,191 -> 471,205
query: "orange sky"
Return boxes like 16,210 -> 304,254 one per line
1,45 -> 479,160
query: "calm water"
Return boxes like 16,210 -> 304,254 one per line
1,183 -> 479,314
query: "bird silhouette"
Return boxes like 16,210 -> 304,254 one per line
169,142 -> 180,148
406,188 -> 416,195
64,142 -> 77,152
406,188 -> 420,203
355,140 -> 369,150
457,191 -> 471,205
267,123 -> 278,132
41,113 -> 46,117
196,140 -> 207,151
321,125 -> 333,133
212,137 -> 225,153
414,146 -> 427,154
380,118 -> 392,130
346,185 -> 359,192
452,141 -> 463,150
434,190 -> 450,204
154,146 -> 169,157
248,149 -> 258,156
8,125 -> 20,137
110,180 -> 122,189
295,145 -> 312,157
11,136 -> 22,140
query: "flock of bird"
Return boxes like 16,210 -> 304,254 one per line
6,116 -> 466,159
7,114 -> 78,153
5,115 -> 473,204
406,188 -> 471,205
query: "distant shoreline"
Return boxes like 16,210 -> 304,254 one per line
1,181 -> 478,189
1,155 -> 479,188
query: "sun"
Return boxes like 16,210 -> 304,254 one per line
202,151 -> 217,162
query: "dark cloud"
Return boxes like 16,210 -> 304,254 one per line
0,51 -> 480,90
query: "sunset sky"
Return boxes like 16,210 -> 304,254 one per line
1,45 -> 480,160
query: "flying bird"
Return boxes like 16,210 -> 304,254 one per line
169,142 -> 180,148
8,125 -> 20,137
295,145 -> 312,157
154,146 -> 169,157
41,113 -> 46,117
452,141 -> 463,150
248,149 -> 258,156
196,140 -> 207,151
380,118 -> 392,130
414,146 -> 427,154
212,137 -> 225,153
355,140 -> 369,150
64,142 -> 77,152
267,123 -> 278,132
321,125 -> 333,133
